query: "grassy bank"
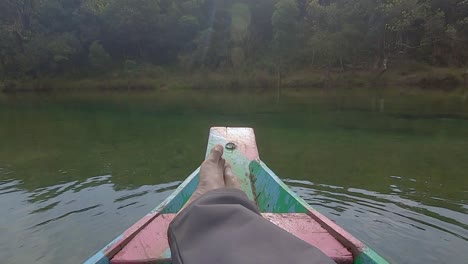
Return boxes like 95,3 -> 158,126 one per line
2,64 -> 467,93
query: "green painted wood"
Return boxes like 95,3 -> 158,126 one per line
88,127 -> 389,264
205,127 -> 256,200
161,127 -> 258,212
248,160 -> 389,264
249,160 -> 308,213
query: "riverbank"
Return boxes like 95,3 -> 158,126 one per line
1,65 -> 467,93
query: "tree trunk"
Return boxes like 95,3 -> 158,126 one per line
276,67 -> 282,104
324,63 -> 331,93
0,66 -> 5,92
340,56 -> 345,72
36,77 -> 44,91
21,0 -> 35,30
379,98 -> 385,113
463,70 -> 468,104
0,57 -> 5,81
311,50 -> 316,65
373,55 -> 388,112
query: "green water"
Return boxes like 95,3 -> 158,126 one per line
0,90 -> 467,263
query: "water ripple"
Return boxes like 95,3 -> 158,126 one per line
117,202 -> 139,210
29,204 -> 102,229
1,174 -> 466,264
284,178 -> 468,262
30,201 -> 61,214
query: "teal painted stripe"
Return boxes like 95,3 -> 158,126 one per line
83,252 -> 108,264
160,168 -> 199,214
354,247 -> 389,264
83,234 -> 123,264
161,247 -> 172,259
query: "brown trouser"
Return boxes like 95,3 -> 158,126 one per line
168,188 -> 335,264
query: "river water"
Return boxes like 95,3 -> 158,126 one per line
0,90 -> 467,263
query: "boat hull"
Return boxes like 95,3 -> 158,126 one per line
85,127 -> 388,264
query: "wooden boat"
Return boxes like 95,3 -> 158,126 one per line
85,127 -> 388,264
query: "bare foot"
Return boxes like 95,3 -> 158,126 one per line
224,163 -> 241,189
197,144 -> 226,193
181,145 -> 226,211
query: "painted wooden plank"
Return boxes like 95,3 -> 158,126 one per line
101,168 -> 202,259
159,169 -> 199,214
205,127 -> 257,200
102,213 -> 160,260
85,169 -> 199,264
207,127 -> 259,161
84,235 -> 122,264
83,250 -> 110,264
87,127 -> 258,263
110,214 -> 176,264
85,127 -> 388,264
263,213 -> 353,264
86,127 -> 259,263
250,160 -> 308,213
262,213 -> 327,233
354,247 -> 389,264
110,213 -> 352,264
305,207 -> 365,256
250,160 -> 388,264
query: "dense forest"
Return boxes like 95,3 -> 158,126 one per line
1,0 -> 468,89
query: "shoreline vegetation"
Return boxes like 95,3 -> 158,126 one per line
1,0 -> 468,97
2,65 -> 467,93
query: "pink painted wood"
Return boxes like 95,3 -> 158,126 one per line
209,127 -> 259,161
104,212 -> 162,259
111,214 -> 176,264
305,208 -> 365,257
264,213 -> 353,264
110,213 -> 352,264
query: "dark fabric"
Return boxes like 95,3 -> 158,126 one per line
168,188 -> 336,264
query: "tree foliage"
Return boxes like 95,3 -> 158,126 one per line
88,40 -> 111,72
0,0 -> 467,78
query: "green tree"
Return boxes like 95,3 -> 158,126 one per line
0,0 -> 467,81
104,0 -> 162,60
272,0 -> 299,102
88,41 -> 111,72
